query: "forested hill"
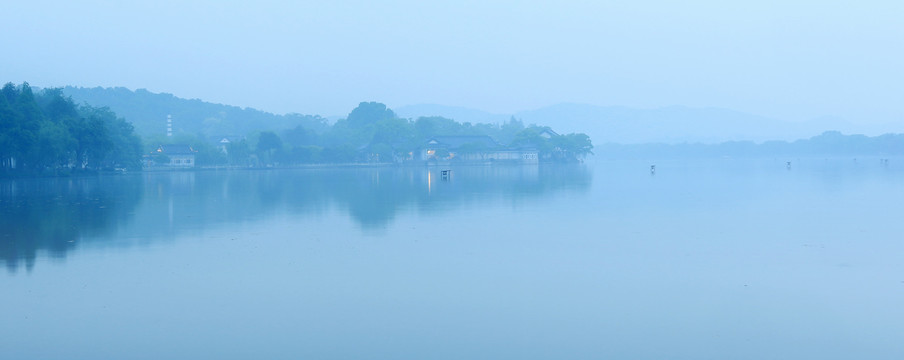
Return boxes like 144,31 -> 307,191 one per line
60,86 -> 328,138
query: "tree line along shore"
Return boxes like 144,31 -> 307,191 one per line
5,81 -> 903,177
1,82 -> 594,175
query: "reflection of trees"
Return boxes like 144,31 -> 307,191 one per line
341,165 -> 594,228
1,165 -> 591,271
130,166 -> 591,231
0,176 -> 143,272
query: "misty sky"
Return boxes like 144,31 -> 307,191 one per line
3,0 -> 902,124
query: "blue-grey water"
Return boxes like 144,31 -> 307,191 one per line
2,159 -> 904,359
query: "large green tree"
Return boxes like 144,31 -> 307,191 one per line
346,102 -> 396,129
0,83 -> 143,174
256,131 -> 283,164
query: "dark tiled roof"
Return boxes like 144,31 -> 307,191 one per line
426,136 -> 500,149
158,144 -> 195,155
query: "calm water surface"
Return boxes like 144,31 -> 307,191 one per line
2,159 -> 903,359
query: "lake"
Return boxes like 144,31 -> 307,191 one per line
2,159 -> 904,359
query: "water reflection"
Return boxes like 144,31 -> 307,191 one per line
0,176 -> 143,272
1,165 -> 591,271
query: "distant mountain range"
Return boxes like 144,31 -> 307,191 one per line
396,103 -> 901,144
59,86 -> 899,144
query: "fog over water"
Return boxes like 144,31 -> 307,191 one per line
2,160 -> 904,359
3,1 -> 904,358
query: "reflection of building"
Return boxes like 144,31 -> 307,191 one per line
422,136 -> 538,164
154,144 -> 197,167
